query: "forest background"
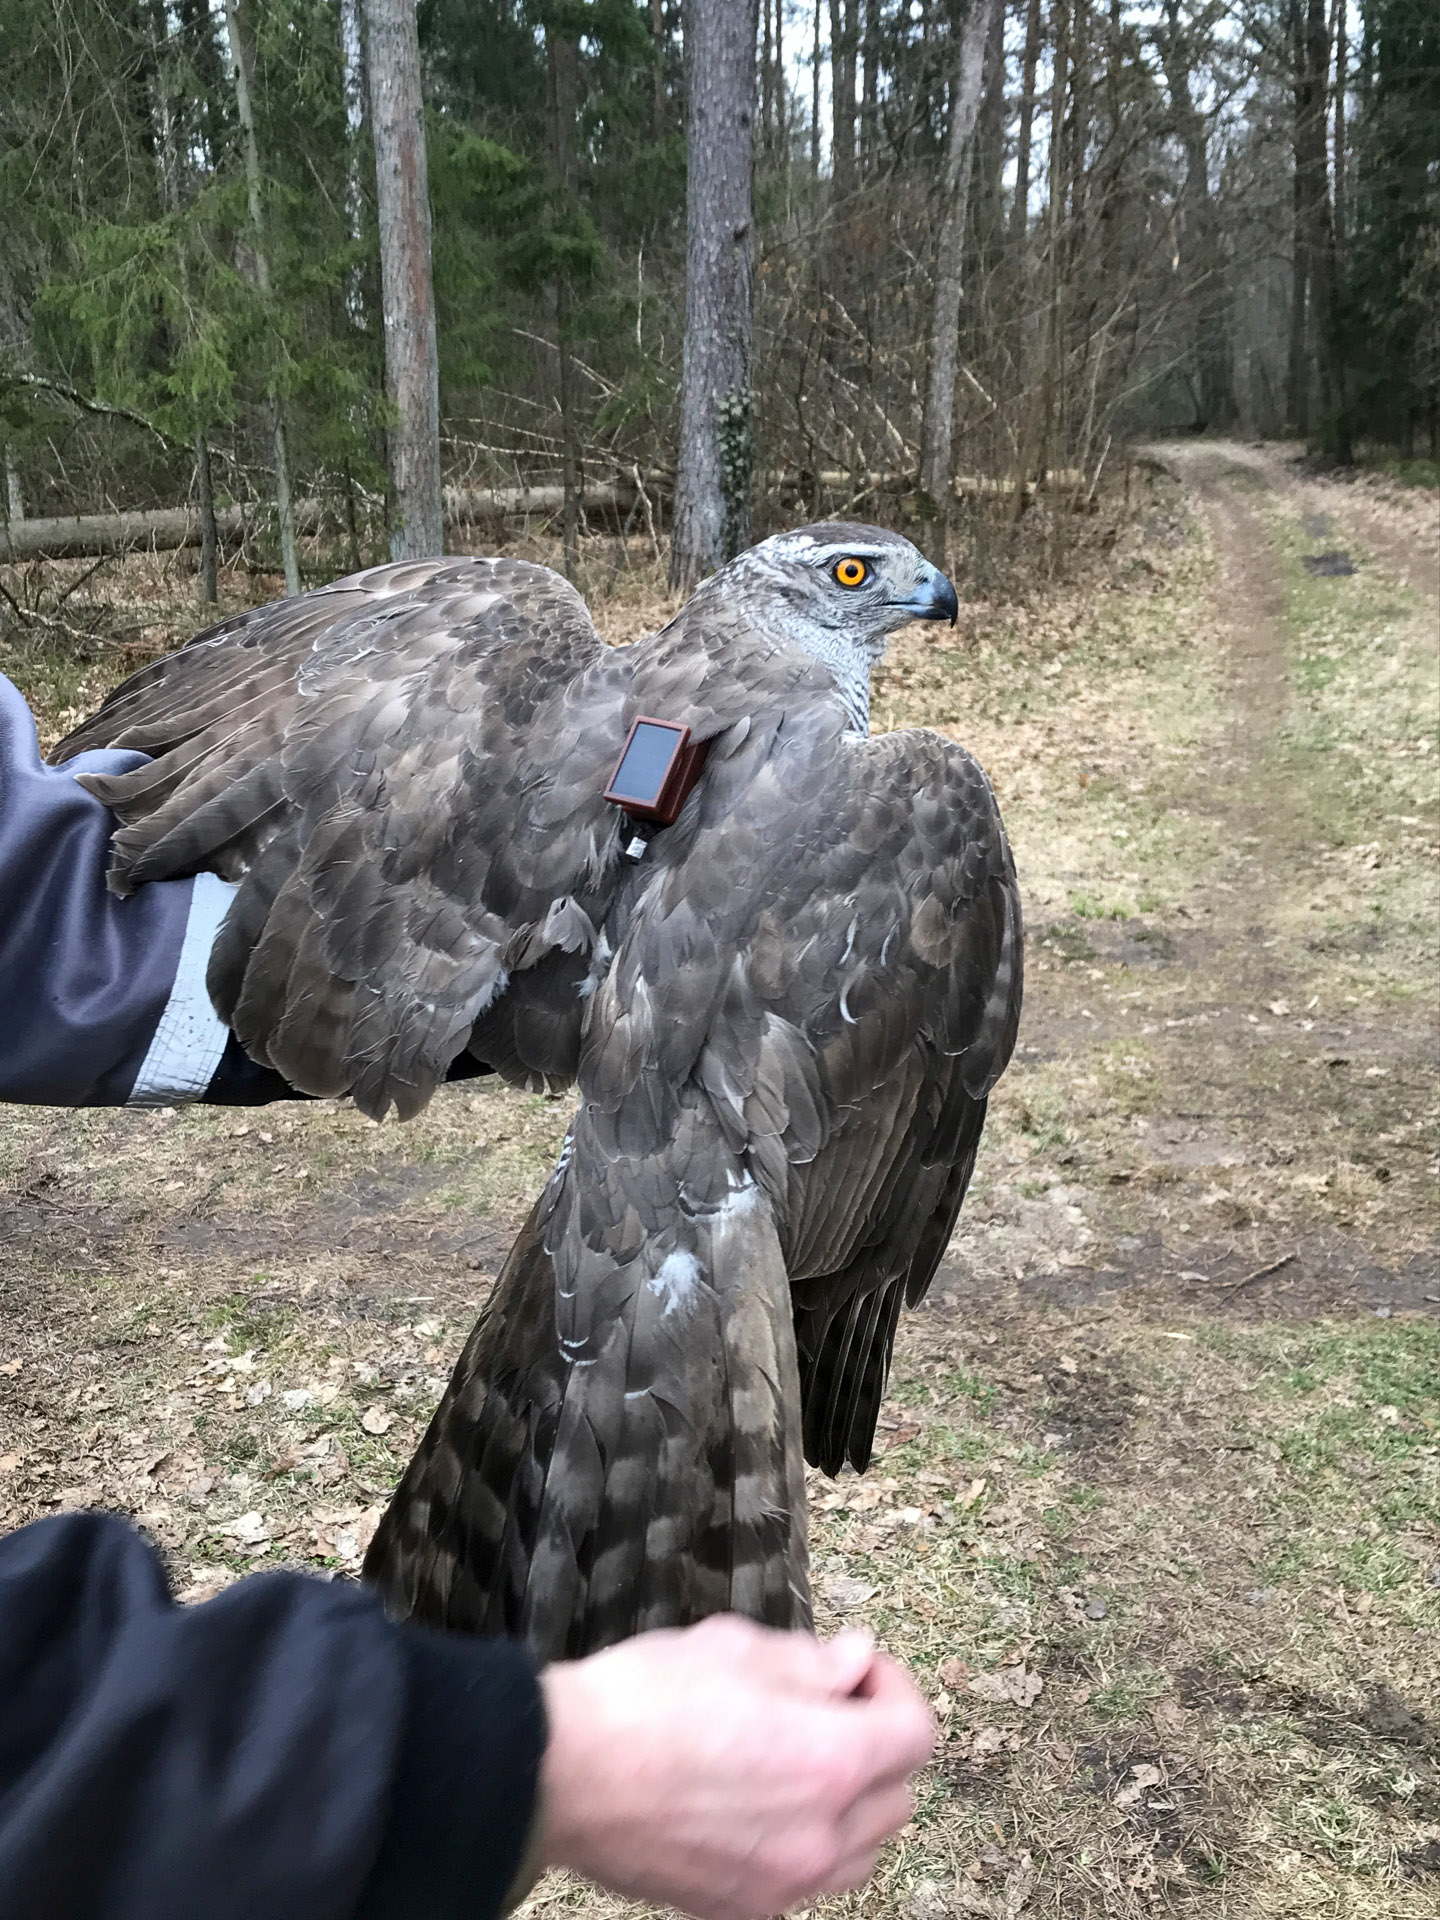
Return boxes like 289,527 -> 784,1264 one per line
0,0 -> 1436,617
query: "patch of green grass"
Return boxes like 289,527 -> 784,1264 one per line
1370,455 -> 1440,490
945,1367 -> 999,1413
1283,1788 -> 1391,1872
1297,1319 -> 1440,1409
1069,892 -> 1129,920
924,1425 -> 992,1464
1009,1083 -> 1073,1152
1090,1668 -> 1168,1720
1065,1483 -> 1106,1516
1295,649 -> 1342,693
974,1555 -> 1038,1600
202,1289 -> 298,1352
885,1375 -> 932,1409
1034,923 -> 1097,962
1340,1537 -> 1418,1595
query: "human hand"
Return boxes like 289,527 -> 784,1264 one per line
538,1614 -> 935,1920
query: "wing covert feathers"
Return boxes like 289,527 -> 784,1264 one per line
52,557 -> 621,1118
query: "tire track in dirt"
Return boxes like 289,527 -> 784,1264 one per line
1148,442 -> 1305,859
941,440 -> 1438,1322
1169,437 -> 1440,605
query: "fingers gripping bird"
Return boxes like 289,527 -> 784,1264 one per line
56,523 -> 1023,1659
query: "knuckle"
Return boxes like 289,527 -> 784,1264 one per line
763,1827 -> 837,1899
816,1745 -> 864,1808
693,1612 -> 759,1653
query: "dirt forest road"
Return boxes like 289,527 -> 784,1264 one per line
1,443 -> 1437,1918
956,435 -> 1440,1324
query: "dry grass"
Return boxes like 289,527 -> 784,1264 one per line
1,447 -> 1436,1916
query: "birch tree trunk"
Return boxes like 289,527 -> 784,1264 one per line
364,0 -> 444,559
339,0 -> 369,322
918,0 -> 1002,515
4,451 -> 23,524
669,0 -> 759,589
222,0 -> 300,595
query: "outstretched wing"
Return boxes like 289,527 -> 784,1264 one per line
586,705 -> 1022,1475
52,558 -> 631,1118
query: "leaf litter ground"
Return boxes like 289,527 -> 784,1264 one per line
1,444 -> 1436,1916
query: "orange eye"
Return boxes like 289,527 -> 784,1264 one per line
833,556 -> 870,588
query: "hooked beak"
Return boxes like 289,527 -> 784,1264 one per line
898,563 -> 959,626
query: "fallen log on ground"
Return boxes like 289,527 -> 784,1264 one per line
1,504 -> 251,563
0,482 -> 649,564
769,467 -> 1089,501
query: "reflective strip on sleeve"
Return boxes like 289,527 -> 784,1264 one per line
126,872 -> 238,1105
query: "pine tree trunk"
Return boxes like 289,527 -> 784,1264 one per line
861,0 -> 880,172
650,0 -> 668,139
1331,0 -> 1347,245
548,31 -> 581,578
670,0 -> 759,589
918,0 -> 1002,518
223,0 -> 301,594
774,0 -> 786,154
811,0 -> 823,174
151,4 -> 220,605
363,0 -> 444,559
1287,11 -> 1310,449
972,0 -> 1009,272
1295,0 -> 1346,458
829,0 -> 855,196
1158,0 -> 1235,430
1010,0 -> 1042,240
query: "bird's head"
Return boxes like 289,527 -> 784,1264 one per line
697,521 -> 959,731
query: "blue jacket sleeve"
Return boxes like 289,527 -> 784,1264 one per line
0,1513 -> 546,1920
0,672 -> 278,1105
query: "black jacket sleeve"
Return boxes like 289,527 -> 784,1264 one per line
0,1513 -> 546,1920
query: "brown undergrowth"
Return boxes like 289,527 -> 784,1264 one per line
1,445 -> 1436,1917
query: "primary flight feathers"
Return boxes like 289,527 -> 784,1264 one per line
56,522 -> 1021,1658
